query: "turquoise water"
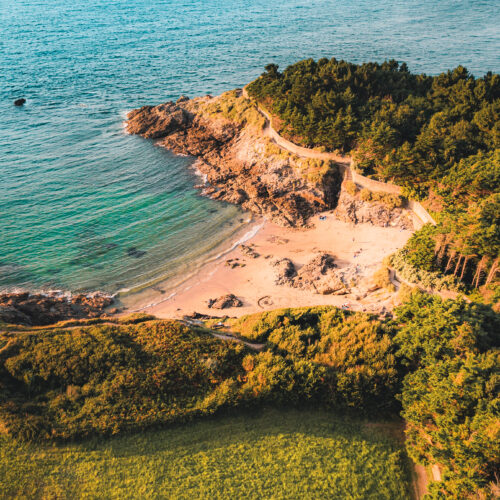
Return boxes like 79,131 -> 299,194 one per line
2,0 -> 499,294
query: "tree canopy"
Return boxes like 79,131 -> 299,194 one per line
248,59 -> 500,297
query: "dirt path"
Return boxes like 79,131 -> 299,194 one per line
3,319 -> 265,352
412,464 -> 429,499
241,88 -> 350,167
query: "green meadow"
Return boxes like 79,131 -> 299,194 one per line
0,409 -> 411,500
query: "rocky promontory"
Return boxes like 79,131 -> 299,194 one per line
126,91 -> 342,227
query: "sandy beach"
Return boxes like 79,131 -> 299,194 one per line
120,209 -> 412,319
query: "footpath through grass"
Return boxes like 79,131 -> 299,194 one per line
1,408 -> 412,500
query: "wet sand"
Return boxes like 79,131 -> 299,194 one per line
120,210 -> 412,319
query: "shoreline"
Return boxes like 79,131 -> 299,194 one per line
120,209 -> 413,320
118,216 -> 265,312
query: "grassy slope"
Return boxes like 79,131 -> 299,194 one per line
0,409 -> 411,500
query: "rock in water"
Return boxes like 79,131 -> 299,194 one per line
208,293 -> 243,309
126,247 -> 147,258
14,98 -> 26,106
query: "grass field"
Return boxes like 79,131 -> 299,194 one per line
0,409 -> 412,500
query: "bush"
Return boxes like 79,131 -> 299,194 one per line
0,320 -> 246,440
372,266 -> 396,292
233,306 -> 400,412
202,90 -> 266,130
358,188 -> 404,209
390,249 -> 463,292
344,180 -> 358,196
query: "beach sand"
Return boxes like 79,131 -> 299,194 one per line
120,209 -> 412,319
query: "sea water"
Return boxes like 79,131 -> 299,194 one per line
1,0 -> 499,294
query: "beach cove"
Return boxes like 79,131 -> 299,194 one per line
121,213 -> 413,319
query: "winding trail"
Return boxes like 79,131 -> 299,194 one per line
243,88 -> 351,168
2,319 -> 265,352
240,87 -> 436,227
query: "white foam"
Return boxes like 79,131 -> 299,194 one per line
125,219 -> 265,312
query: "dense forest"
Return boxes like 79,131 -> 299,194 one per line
1,295 -> 498,498
247,60 -> 499,301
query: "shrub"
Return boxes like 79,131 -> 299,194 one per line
344,180 -> 358,196
233,306 -> 400,412
390,249 -> 463,292
0,320 -> 246,440
202,90 -> 266,130
372,266 -> 396,292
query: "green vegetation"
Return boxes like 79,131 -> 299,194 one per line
233,306 -> 399,412
201,89 -> 266,130
390,226 -> 465,292
0,409 -> 411,500
1,296 -> 498,498
393,292 -> 499,498
0,319 -> 246,440
344,179 -> 405,209
247,60 -> 499,298
372,265 -> 396,292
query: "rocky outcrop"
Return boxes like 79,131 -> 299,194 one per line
272,258 -> 297,285
0,292 -> 114,326
208,293 -> 243,309
240,244 -> 260,259
334,189 -> 413,229
126,102 -> 191,139
126,95 -> 341,227
272,254 -> 349,295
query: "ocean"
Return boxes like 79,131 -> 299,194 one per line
1,0 -> 499,295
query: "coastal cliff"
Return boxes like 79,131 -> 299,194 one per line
126,91 -> 342,227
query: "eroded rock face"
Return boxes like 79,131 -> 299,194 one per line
272,258 -> 297,285
126,96 -> 341,227
208,293 -> 243,309
126,103 -> 191,139
272,254 -> 349,295
0,292 -> 114,326
334,190 -> 413,230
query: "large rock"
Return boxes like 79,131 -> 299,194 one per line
208,294 -> 243,309
126,103 -> 190,139
334,189 -> 413,230
272,253 -> 349,295
0,292 -> 114,326
272,258 -> 297,285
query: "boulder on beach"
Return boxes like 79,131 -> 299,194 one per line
208,293 -> 243,309
272,253 -> 349,295
240,244 -> 260,258
272,258 -> 297,285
